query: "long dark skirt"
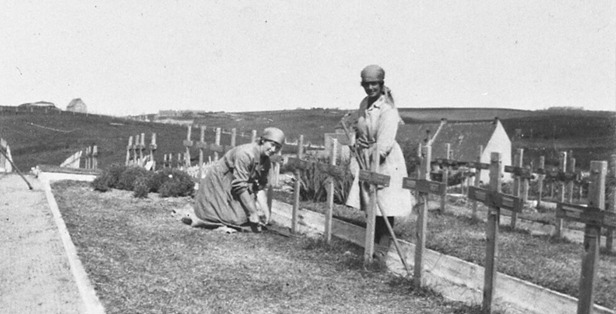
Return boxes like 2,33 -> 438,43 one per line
193,163 -> 250,229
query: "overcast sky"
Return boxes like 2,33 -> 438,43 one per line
1,0 -> 614,116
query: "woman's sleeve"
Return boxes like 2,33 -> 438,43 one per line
230,150 -> 253,196
255,159 -> 271,191
376,108 -> 400,160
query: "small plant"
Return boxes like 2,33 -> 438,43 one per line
117,166 -> 151,191
284,154 -> 354,204
91,163 -> 128,192
133,174 -> 153,198
155,168 -> 195,198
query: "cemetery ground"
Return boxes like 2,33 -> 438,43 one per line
50,180 -> 486,314
275,192 -> 616,311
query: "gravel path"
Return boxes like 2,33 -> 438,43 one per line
0,173 -> 82,313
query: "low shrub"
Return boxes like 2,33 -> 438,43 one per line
155,168 -> 195,198
133,174 -> 153,198
117,166 -> 151,191
92,164 -> 194,198
91,164 -> 128,192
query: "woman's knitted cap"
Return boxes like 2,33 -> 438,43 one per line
261,127 -> 285,145
360,65 -> 385,83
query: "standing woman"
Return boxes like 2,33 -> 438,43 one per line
182,127 -> 285,232
346,65 -> 415,253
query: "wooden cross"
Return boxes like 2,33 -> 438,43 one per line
212,128 -> 222,160
136,133 -> 145,165
401,144 -> 447,287
357,147 -> 411,276
196,126 -> 207,176
504,148 -> 531,229
183,125 -> 193,168
467,145 -> 487,220
324,139 -> 338,243
556,160 -> 612,314
149,133 -> 157,171
466,152 -> 523,313
291,135 -> 305,233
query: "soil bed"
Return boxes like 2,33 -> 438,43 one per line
52,180 -> 487,314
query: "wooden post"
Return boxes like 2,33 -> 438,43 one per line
567,157 -> 576,203
556,151 -> 567,238
402,145 -> 450,284
363,147 -> 379,265
92,145 -> 98,169
196,126 -> 206,177
251,130 -> 258,143
578,161 -> 607,314
511,149 -> 522,229
608,155 -> 616,253
126,136 -> 133,166
184,126 -> 192,168
132,134 -> 139,165
472,145 -> 484,221
230,128 -> 237,147
537,156 -> 545,207
292,135 -> 304,234
440,143 -> 450,213
85,146 -> 91,169
415,144 -> 431,288
214,128 -> 222,161
150,133 -> 157,171
414,143 -> 422,203
139,133 -> 145,165
325,139 -> 338,243
483,152 -> 502,313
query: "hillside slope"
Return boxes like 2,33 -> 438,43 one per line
1,107 -> 613,171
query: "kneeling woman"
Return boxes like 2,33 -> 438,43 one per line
183,127 -> 284,232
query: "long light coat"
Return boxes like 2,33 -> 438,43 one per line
346,95 -> 415,217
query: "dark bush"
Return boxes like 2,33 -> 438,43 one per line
91,163 -> 129,192
156,168 -> 195,198
117,166 -> 151,191
133,173 -> 154,198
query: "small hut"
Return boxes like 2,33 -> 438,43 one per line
67,98 -> 87,113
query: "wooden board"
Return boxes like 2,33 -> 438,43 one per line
358,170 -> 390,187
468,186 -> 523,213
402,178 -> 446,195
504,165 -> 533,178
209,143 -> 224,153
556,203 -> 616,228
194,142 -> 208,149
466,161 -> 490,170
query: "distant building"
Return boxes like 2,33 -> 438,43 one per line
159,110 -> 180,117
18,101 -> 58,110
66,98 -> 87,113
397,118 -> 512,182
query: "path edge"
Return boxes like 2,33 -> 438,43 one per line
40,173 -> 105,314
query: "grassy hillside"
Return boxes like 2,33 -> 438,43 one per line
1,107 -> 614,172
0,111 -> 191,171
397,107 -> 532,122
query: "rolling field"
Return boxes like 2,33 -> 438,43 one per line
0,106 -> 614,171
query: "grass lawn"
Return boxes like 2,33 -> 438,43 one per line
52,180 -> 489,314
284,193 -> 616,311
